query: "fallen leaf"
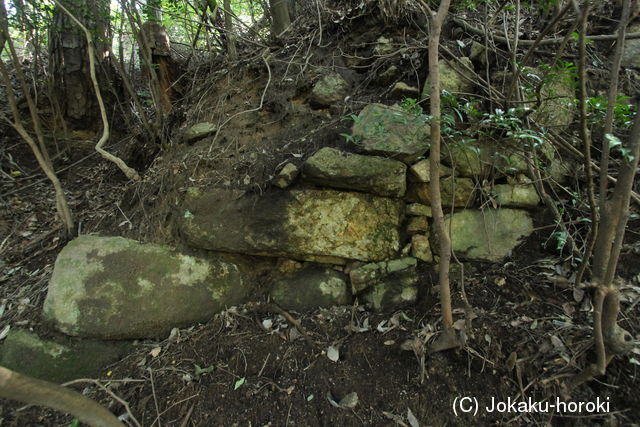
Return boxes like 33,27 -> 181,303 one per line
149,347 -> 161,358
550,335 -> 566,352
506,352 -> 517,371
377,320 -> 391,333
327,345 -> 340,362
562,302 -> 575,317
384,340 -> 395,346
0,324 -> 10,340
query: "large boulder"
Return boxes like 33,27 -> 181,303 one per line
351,104 -> 430,163
271,266 -> 351,311
442,209 -> 533,261
302,147 -> 407,197
0,330 -> 129,383
310,73 -> 349,107
43,235 -> 251,339
180,188 -> 404,264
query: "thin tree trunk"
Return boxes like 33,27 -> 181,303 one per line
223,0 -> 237,60
424,0 -> 463,353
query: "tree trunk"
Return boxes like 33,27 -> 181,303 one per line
138,21 -> 174,113
49,0 -> 111,127
144,0 -> 162,22
223,0 -> 237,60
269,0 -> 291,37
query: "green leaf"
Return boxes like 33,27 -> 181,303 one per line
234,377 -> 246,390
194,364 -> 215,376
605,133 -> 622,148
69,419 -> 80,427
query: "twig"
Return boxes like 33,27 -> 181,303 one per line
179,403 -> 195,427
148,368 -> 162,427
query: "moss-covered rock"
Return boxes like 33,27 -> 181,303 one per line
389,82 -> 420,100
351,104 -> 430,163
491,184 -> 540,208
422,57 -> 475,98
43,235 -> 251,339
183,122 -> 217,143
519,68 -> 575,130
180,188 -> 404,264
271,266 -> 351,311
273,163 -> 300,189
408,159 -> 452,183
302,147 -> 407,197
411,234 -> 433,262
443,137 -> 554,177
409,177 -> 475,208
406,203 -> 432,217
406,216 -> 429,234
310,73 -> 349,107
442,209 -> 533,261
0,330 -> 129,383
349,258 -> 419,310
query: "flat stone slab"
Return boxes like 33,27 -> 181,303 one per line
180,188 -> 404,264
443,209 -> 533,261
43,235 -> 250,339
302,147 -> 407,197
351,104 -> 430,163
